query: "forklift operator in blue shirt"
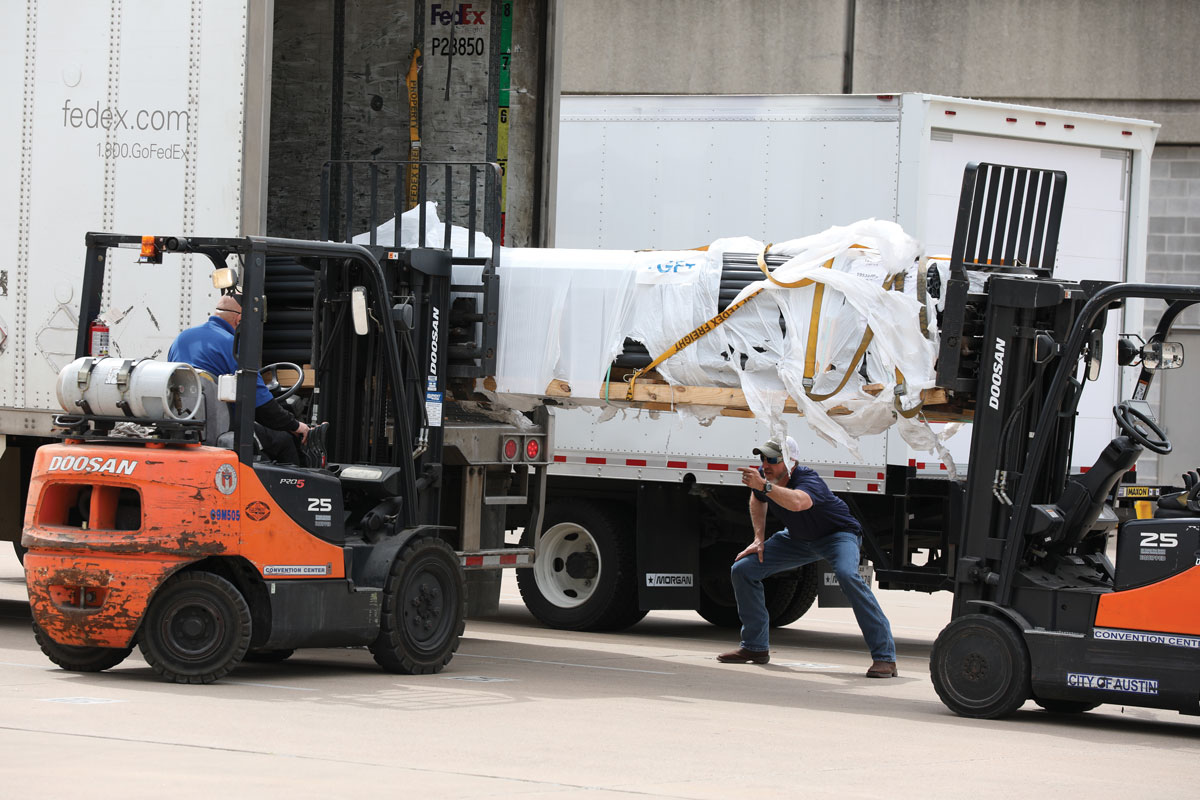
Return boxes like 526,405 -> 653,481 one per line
169,293 -> 310,463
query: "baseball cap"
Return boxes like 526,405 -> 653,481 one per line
753,440 -> 784,463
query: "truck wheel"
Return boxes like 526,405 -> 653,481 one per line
1034,696 -> 1100,714
697,572 -> 802,628
517,501 -> 646,631
32,622 -> 132,672
769,563 -> 819,627
696,543 -> 803,628
371,535 -> 465,674
931,613 -> 1031,719
138,571 -> 252,685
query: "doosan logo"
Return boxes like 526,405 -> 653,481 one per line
47,455 -> 137,475
428,306 -> 440,383
988,337 -> 1006,410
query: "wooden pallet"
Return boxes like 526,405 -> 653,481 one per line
482,375 -> 972,421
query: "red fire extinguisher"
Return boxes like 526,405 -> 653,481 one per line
88,317 -> 110,357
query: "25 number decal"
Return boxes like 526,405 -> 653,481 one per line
1140,531 -> 1178,548
431,37 -> 485,56
308,497 -> 332,512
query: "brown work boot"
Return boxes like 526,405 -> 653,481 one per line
717,647 -> 770,664
866,660 -> 898,678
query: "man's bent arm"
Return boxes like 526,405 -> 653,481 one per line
768,485 -> 813,513
750,494 -> 768,543
255,398 -> 300,433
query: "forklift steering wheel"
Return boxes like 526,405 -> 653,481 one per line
1114,401 -> 1172,455
260,362 -> 304,402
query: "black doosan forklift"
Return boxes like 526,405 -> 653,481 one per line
923,162 -> 1200,718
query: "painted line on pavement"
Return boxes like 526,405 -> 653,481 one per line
224,681 -> 318,691
0,661 -> 55,670
459,653 -> 674,675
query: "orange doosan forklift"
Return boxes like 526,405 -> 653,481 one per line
20,162 -> 537,683
924,163 -> 1200,719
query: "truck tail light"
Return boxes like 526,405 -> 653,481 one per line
525,437 -> 540,461
502,437 -> 519,461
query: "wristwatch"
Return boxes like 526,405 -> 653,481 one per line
763,482 -> 773,494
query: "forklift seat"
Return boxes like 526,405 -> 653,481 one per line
196,372 -> 233,448
1052,435 -> 1142,546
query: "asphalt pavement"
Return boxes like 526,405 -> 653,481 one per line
2,546 -> 1198,798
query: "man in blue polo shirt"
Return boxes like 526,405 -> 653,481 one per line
169,292 -> 311,463
718,438 -> 897,678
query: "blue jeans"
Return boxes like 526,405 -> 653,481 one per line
730,529 -> 896,662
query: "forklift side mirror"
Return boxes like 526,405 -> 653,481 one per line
1086,329 -> 1103,381
351,286 -> 369,335
1143,341 -> 1185,370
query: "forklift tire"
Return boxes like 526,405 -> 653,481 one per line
32,622 -> 132,673
138,571 -> 252,685
517,500 -> 647,632
12,541 -> 27,565
1034,697 -> 1100,714
930,614 -> 1031,719
371,535 -> 466,675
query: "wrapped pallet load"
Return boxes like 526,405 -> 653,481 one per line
363,204 -> 955,460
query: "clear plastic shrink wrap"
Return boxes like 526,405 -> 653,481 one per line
359,206 -> 951,457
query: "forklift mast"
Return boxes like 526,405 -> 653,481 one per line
314,160 -> 505,531
937,164 -> 1200,619
934,163 -> 1088,614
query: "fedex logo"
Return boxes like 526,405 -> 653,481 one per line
430,3 -> 486,24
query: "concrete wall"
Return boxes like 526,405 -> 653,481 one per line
1147,146 -> 1200,300
562,0 -> 847,95
562,0 -> 1200,143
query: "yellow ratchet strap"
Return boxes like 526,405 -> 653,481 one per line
624,287 -> 765,402
806,329 -> 874,401
807,271 -> 897,402
405,48 -> 422,210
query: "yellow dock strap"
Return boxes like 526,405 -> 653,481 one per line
625,288 -> 765,402
405,48 -> 422,210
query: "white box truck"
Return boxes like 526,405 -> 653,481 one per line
518,93 -> 1158,631
0,0 -> 271,558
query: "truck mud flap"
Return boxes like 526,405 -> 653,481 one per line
816,561 -> 874,608
636,483 -> 700,610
